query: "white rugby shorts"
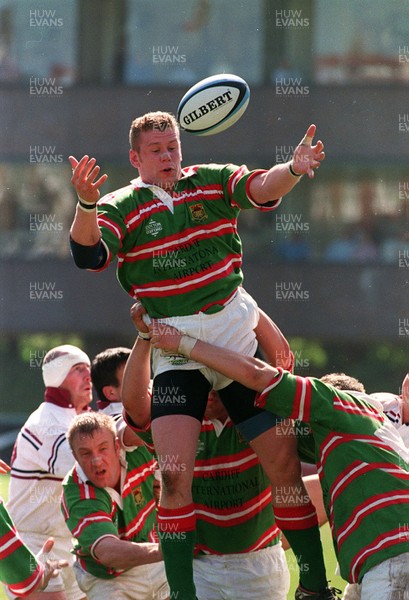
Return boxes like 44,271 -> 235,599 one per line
151,286 -> 259,391
73,560 -> 169,600
360,553 -> 409,600
193,544 -> 290,599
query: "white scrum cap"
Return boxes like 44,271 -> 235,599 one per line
42,344 -> 90,388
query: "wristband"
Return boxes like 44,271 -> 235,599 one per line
289,162 -> 302,177
138,330 -> 151,340
77,199 -> 97,212
177,335 -> 197,358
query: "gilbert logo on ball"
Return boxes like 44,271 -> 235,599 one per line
177,74 -> 250,136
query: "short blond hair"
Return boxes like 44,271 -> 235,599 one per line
67,411 -> 116,451
129,111 -> 179,150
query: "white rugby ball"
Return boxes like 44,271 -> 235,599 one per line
177,74 -> 250,136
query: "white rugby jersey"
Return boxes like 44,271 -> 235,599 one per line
371,392 -> 409,447
7,388 -> 79,538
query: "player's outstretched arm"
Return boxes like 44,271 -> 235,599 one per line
69,155 -> 107,246
121,302 -> 153,428
255,308 -> 293,370
150,322 -> 277,393
93,537 -> 162,570
249,124 -> 325,204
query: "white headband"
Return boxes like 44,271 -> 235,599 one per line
42,344 -> 90,388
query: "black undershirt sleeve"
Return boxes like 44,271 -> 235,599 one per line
69,236 -> 107,269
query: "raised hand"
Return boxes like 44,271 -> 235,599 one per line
69,155 -> 108,204
292,124 -> 325,179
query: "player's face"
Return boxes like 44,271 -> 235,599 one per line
103,363 -> 126,403
73,428 -> 121,490
129,128 -> 182,190
60,363 -> 93,412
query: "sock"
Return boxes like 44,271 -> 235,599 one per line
275,502 -> 328,592
157,503 -> 197,600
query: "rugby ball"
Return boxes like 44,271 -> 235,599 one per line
177,74 -> 250,136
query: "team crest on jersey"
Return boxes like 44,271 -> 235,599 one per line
145,219 -> 163,237
133,486 -> 144,507
189,203 -> 207,222
196,439 -> 205,456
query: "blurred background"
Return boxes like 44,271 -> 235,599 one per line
0,0 -> 409,460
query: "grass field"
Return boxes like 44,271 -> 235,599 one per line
0,474 -> 345,599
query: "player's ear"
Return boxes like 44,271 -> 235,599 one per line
102,385 -> 118,402
129,149 -> 140,169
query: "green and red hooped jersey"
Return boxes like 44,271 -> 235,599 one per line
256,370 -> 409,584
124,416 -> 281,555
94,163 -> 280,317
193,417 -> 280,555
61,447 -> 158,579
0,498 -> 44,597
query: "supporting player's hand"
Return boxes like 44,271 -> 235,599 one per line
69,155 -> 108,203
0,459 -> 10,475
150,322 -> 182,353
130,302 -> 150,334
291,124 -> 325,179
36,537 -> 69,591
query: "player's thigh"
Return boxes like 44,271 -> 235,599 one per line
151,369 -> 210,422
151,370 -> 210,487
